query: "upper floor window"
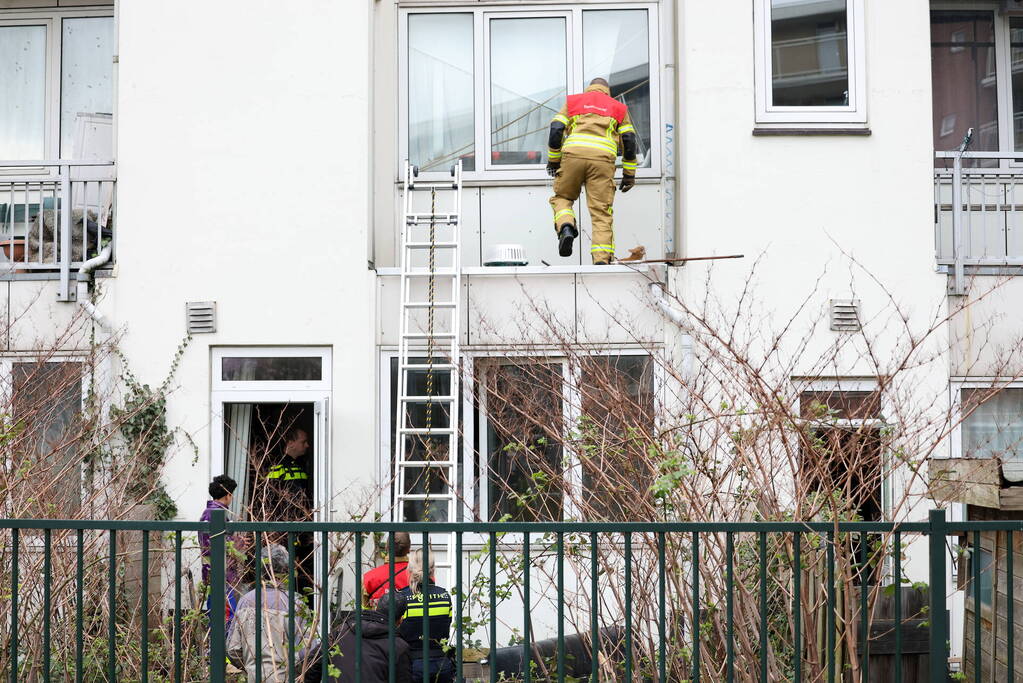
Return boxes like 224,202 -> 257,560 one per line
400,5 -> 660,180
753,0 -> 867,126
0,9 -> 114,160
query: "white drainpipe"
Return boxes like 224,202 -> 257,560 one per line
77,244 -> 112,330
648,281 -> 694,379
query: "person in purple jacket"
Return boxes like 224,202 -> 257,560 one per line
199,474 -> 250,629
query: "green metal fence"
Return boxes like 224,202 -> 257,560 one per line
1,509 -> 1020,682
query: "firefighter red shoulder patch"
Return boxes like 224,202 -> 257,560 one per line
566,92 -> 627,123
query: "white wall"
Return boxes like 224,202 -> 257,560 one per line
676,0 -> 948,531
112,0 -> 376,519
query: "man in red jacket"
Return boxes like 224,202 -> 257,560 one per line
547,78 -> 639,264
361,532 -> 412,606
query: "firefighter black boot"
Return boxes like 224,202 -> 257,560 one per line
558,224 -> 578,257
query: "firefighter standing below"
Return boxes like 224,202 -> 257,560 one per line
547,77 -> 638,265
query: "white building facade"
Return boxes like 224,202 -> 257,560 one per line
3,0 -> 1021,664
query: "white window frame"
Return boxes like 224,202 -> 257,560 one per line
0,7 -> 115,161
947,377 -> 1023,460
210,346 -> 333,520
377,347 -> 661,532
397,3 -> 662,182
753,0 -> 867,126
793,377 -> 891,518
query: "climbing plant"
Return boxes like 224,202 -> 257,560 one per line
108,335 -> 195,520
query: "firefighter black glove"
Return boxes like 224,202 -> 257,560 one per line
546,161 -> 561,177
620,175 -> 635,192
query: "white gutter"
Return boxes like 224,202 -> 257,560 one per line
77,244 -> 112,330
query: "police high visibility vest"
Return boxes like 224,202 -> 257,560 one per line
267,462 -> 308,482
397,585 -> 453,658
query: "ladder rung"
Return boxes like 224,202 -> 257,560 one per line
401,395 -> 455,402
402,270 -> 458,277
399,427 -> 456,435
404,301 -> 457,309
403,332 -> 456,339
405,241 -> 458,249
397,460 -> 457,467
401,363 -> 456,371
397,494 -> 456,501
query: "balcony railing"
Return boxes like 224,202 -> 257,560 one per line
933,150 -> 1023,294
1,510 -> 1018,681
0,160 -> 116,300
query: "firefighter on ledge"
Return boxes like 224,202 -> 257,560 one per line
547,77 -> 638,265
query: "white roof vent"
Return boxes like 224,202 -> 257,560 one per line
186,301 -> 216,334
484,243 -> 527,266
829,299 -> 861,332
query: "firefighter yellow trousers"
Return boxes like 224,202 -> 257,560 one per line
549,155 -> 616,263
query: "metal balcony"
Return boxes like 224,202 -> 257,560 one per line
0,160 -> 116,300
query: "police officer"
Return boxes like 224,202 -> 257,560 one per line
396,550 -> 454,683
547,77 -> 639,265
266,427 -> 311,518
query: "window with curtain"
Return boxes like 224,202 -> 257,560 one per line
0,12 -> 114,161
489,17 -> 567,166
961,388 -> 1023,464
60,17 -> 115,158
408,13 -> 475,173
0,25 -> 46,159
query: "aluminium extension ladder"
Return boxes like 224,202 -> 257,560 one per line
394,160 -> 463,582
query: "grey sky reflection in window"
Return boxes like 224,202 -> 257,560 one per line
408,14 -> 474,172
221,357 -> 322,381
584,10 -> 651,167
490,17 -> 566,165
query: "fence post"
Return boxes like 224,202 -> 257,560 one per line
209,508 -> 227,682
928,508 -> 948,683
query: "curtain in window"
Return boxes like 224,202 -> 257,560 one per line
408,14 -> 474,172
0,25 -> 46,160
61,17 -> 114,158
962,388 -> 1023,481
225,404 -> 254,519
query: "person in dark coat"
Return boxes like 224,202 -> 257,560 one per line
302,604 -> 412,683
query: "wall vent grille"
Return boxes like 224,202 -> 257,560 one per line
186,301 -> 216,334
830,299 -> 861,332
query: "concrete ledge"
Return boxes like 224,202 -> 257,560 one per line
752,127 -> 872,136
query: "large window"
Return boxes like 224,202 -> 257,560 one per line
754,0 -> 866,125
960,387 -> 1023,463
9,361 -> 84,517
402,6 -> 659,178
797,386 -> 885,523
930,11 -> 999,157
476,353 -> 655,522
929,10 -> 1023,157
0,9 -> 113,160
